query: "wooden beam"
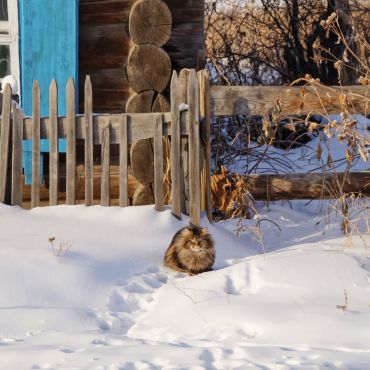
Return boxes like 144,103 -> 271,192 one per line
18,112 -> 187,144
31,81 -> 40,208
11,108 -> 23,206
237,172 -> 370,200
0,84 -> 12,204
211,85 -> 369,116
49,79 -> 59,206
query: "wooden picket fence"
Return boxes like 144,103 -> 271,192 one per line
0,69 -> 212,226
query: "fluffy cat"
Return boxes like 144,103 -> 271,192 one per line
164,225 -> 215,275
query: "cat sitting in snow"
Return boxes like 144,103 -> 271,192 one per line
164,225 -> 215,275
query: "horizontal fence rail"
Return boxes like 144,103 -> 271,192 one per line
210,85 -> 368,116
0,70 -> 213,226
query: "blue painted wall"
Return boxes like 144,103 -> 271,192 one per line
19,0 -> 78,117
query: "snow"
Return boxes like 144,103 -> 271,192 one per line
0,201 -> 369,369
228,114 -> 370,175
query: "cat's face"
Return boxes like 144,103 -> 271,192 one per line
182,227 -> 212,254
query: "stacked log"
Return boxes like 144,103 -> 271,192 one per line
127,0 -> 172,205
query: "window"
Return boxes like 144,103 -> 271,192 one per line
0,0 -> 20,90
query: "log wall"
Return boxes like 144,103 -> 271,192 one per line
79,0 -> 205,113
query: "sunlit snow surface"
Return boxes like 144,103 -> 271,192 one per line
0,201 -> 369,369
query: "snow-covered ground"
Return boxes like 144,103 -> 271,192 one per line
1,201 -> 369,370
228,114 -> 370,174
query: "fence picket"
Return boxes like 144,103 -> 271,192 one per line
178,69 -> 189,215
0,84 -> 12,204
170,71 -> 181,219
11,108 -> 23,206
84,75 -> 94,206
66,78 -> 76,205
198,70 -> 212,223
119,114 -> 128,207
153,114 -> 164,211
31,81 -> 41,208
187,70 -> 201,226
49,80 -> 59,206
101,123 -> 110,206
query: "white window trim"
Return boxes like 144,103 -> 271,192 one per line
0,0 -> 20,95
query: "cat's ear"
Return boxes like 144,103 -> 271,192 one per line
182,227 -> 193,236
200,227 -> 209,236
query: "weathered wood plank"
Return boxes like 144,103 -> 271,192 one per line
101,124 -> 111,206
187,69 -> 201,226
210,85 -> 369,116
0,84 -> 12,204
231,172 -> 370,200
66,78 -> 76,205
179,68 -> 189,215
153,114 -> 164,211
11,108 -> 23,206
84,75 -> 94,206
49,80 -> 59,206
170,71 -> 181,219
199,70 -> 212,223
20,112 -> 187,143
119,114 -> 128,207
31,81 -> 41,208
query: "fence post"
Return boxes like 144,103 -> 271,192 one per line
198,70 -> 212,223
66,78 -> 76,205
187,69 -> 201,226
119,114 -> 128,207
31,81 -> 40,208
84,75 -> 94,206
153,113 -> 164,211
178,69 -> 189,215
0,84 -> 12,204
101,123 -> 110,206
49,80 -> 59,206
170,71 -> 181,219
11,108 -> 23,206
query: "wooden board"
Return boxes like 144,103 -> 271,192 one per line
170,71 -> 181,218
19,112 -> 188,144
11,108 -> 24,206
84,76 -> 94,206
66,79 -> 76,205
210,85 -> 369,116
239,172 -> 370,200
31,81 -> 41,208
49,80 -> 59,206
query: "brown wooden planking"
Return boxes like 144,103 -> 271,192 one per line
11,108 -> 23,206
210,85 -> 369,116
164,0 -> 205,70
79,24 -> 129,69
66,79 -> 76,205
31,81 -> 41,208
49,80 -> 59,206
101,124 -> 111,206
153,114 -> 164,211
187,70 -> 201,226
79,0 -> 131,24
119,115 -> 128,207
170,71 -> 181,218
85,76 -> 94,206
0,84 -> 11,203
239,172 -> 370,200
